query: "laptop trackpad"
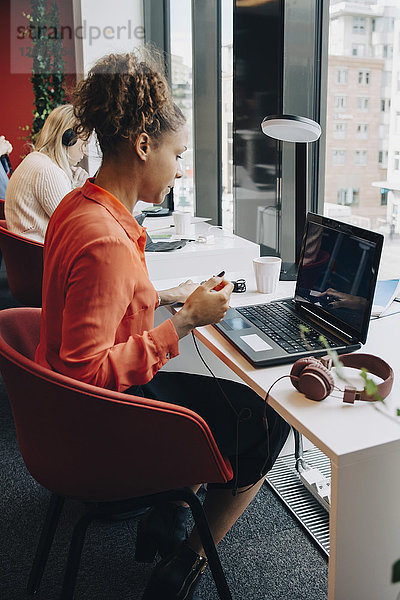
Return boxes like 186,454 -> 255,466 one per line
221,317 -> 251,331
241,334 -> 273,352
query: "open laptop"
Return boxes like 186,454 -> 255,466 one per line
214,212 -> 383,367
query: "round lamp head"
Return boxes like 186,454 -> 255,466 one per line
261,114 -> 322,143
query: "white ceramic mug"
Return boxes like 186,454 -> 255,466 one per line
173,211 -> 192,236
253,256 -> 282,294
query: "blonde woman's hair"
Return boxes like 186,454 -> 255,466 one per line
34,104 -> 78,182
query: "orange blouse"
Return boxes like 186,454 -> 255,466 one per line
35,179 -> 179,391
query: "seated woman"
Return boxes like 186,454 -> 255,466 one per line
0,135 -> 13,200
35,50 -> 290,600
5,104 -> 88,242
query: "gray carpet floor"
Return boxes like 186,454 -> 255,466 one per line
0,263 -> 328,599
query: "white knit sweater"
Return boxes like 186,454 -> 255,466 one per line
5,151 -> 88,242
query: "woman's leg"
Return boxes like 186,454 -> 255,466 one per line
143,371 -> 290,547
187,478 -> 265,555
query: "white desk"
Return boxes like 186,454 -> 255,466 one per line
144,217 -> 259,280
156,272 -> 400,600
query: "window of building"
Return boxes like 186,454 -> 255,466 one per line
335,68 -> 348,84
381,98 -> 391,112
378,150 -> 388,166
334,95 -> 347,110
357,96 -> 369,111
353,17 -> 366,34
333,122 -> 346,138
383,44 -> 393,58
358,70 -> 370,85
355,150 -> 367,165
356,123 -> 368,139
394,151 -> 400,171
332,149 -> 345,165
352,43 -> 366,56
337,188 -> 359,206
169,0 -> 194,213
381,189 -> 388,206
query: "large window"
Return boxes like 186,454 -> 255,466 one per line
169,1 -> 194,214
324,1 -> 400,278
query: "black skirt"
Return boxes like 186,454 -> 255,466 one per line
127,371 -> 290,490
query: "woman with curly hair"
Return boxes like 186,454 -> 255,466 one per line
35,49 -> 289,600
5,104 -> 88,242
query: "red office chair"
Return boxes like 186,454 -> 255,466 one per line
0,307 -> 233,600
0,220 -> 43,306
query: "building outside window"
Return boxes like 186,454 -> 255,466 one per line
356,123 -> 368,138
378,150 -> 388,166
358,70 -> 370,84
338,188 -> 359,205
334,122 -> 347,138
335,68 -> 348,84
352,43 -> 366,56
394,151 -> 400,171
325,0 -> 400,278
333,148 -> 346,165
334,94 -> 347,109
355,149 -> 368,165
357,96 -> 370,111
169,0 -> 194,214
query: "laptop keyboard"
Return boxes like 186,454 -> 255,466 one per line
237,302 -> 339,354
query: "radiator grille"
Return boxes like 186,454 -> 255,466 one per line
265,445 -> 330,556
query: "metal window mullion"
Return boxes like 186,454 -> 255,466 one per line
192,0 -> 222,224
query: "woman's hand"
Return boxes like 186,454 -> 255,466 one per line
171,275 -> 234,339
0,136 -> 12,156
158,279 -> 199,305
315,288 -> 367,310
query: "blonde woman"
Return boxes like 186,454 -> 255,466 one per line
5,105 -> 88,242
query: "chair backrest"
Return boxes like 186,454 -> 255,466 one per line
0,307 -> 233,502
0,220 -> 43,307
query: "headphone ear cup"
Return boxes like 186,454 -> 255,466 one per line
297,363 -> 335,401
62,129 -> 77,147
290,357 -> 321,391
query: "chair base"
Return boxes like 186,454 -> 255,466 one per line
27,488 -> 232,600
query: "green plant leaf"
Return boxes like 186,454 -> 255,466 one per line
360,368 -> 383,402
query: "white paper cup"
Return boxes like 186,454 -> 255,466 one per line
173,211 -> 191,236
253,257 -> 282,294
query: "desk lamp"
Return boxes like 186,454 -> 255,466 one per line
261,114 -> 322,280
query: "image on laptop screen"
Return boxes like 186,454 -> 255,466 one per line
295,218 -> 379,340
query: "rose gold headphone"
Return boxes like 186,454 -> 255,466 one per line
290,353 -> 394,403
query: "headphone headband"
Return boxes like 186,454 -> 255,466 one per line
326,353 -> 394,403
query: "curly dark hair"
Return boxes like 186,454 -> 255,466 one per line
72,48 -> 185,157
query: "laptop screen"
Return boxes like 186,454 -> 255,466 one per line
294,213 -> 383,343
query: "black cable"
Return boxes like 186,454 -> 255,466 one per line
191,332 -> 290,496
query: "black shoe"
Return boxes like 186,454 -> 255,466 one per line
135,504 -> 189,562
141,542 -> 207,600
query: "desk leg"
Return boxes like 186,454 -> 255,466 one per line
329,440 -> 400,600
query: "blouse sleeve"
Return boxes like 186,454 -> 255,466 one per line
58,236 -> 179,391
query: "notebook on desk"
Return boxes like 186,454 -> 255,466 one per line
214,213 -> 383,367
